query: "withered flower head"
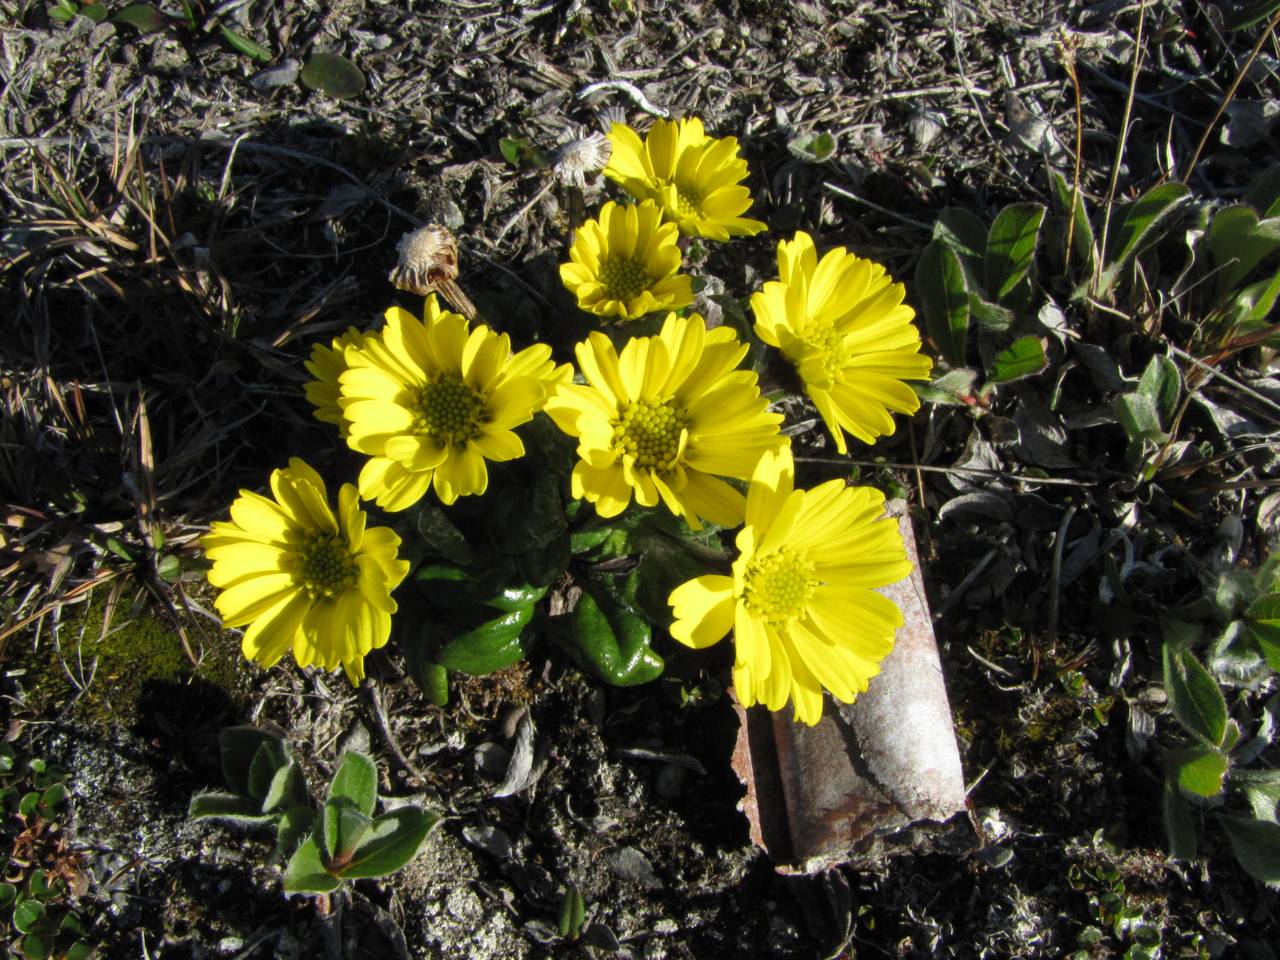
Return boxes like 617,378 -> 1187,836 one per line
551,132 -> 613,189
389,224 -> 476,320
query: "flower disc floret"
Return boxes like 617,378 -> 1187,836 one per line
560,200 -> 693,320
545,312 -> 784,530
750,231 -> 933,453
339,295 -> 571,511
201,458 -> 410,684
667,447 -> 911,725
604,117 -> 766,241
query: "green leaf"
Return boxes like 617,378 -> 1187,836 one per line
984,203 -> 1046,301
1225,0 -> 1280,31
436,602 -> 536,675
13,899 -> 46,935
1246,593 -> 1280,670
338,807 -> 440,879
988,335 -> 1048,384
496,470 -> 567,553
327,751 -> 378,816
1233,769 -> 1280,822
1162,638 -> 1229,748
1220,815 -> 1280,884
1169,746 -> 1229,797
1098,183 -> 1191,294
247,740 -> 288,801
219,25 -> 273,63
1207,205 -> 1280,292
561,584 -> 664,686
968,295 -> 1014,332
283,838 -> 342,894
322,797 -> 372,865
1051,170 -> 1096,271
0,742 -> 14,772
112,3 -> 168,32
21,932 -> 52,960
48,2 -> 77,22
559,885 -> 586,939
915,239 -> 970,367
187,791 -> 275,826
933,207 -> 988,264
499,136 -> 548,170
220,726 -> 280,796
38,783 -> 66,812
1162,776 -> 1197,859
1113,393 -> 1164,441
300,52 -> 366,99
1137,355 -> 1182,424
0,882 -> 14,908
1231,266 -> 1280,327
1245,163 -> 1280,219
261,759 -> 306,813
19,791 -> 40,817
79,2 -> 107,21
410,502 -> 473,564
64,943 -> 95,960
787,131 -> 837,163
273,805 -> 316,863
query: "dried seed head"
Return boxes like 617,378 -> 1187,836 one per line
390,224 -> 476,320
551,132 -> 613,188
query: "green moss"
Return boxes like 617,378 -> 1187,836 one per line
14,592 -> 248,728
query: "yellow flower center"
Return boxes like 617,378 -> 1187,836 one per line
296,532 -> 357,599
613,399 -> 688,471
742,548 -> 817,624
599,257 -> 650,302
673,180 -> 703,217
796,322 -> 850,384
413,375 -> 487,447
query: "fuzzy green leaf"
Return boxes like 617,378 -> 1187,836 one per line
1220,815 -> 1280,884
327,751 -> 377,816
1098,183 -> 1190,294
1232,266 -> 1280,327
188,791 -> 275,826
968,295 -> 1014,332
989,335 -> 1048,384
1137,355 -> 1182,425
323,797 -> 372,864
1162,639 -> 1229,748
283,838 -> 342,894
300,52 -> 366,99
272,805 -> 316,864
915,239 -> 970,367
1169,746 -> 1229,797
787,131 -> 837,163
934,207 -> 988,264
985,203 -> 1045,301
1245,593 -> 1280,670
219,726 -> 279,796
247,740 -> 288,801
262,759 -> 306,813
1233,769 -> 1280,822
337,807 -> 440,879
1114,393 -> 1164,441
1051,170 -> 1096,271
1207,205 -> 1280,292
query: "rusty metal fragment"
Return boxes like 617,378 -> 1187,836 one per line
731,500 -> 966,873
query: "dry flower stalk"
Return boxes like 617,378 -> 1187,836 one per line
389,224 -> 478,321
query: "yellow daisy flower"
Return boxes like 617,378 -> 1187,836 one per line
750,231 -> 933,454
544,312 -> 784,530
304,327 -> 374,438
560,200 -> 693,321
667,446 -> 910,725
202,458 -> 409,684
604,118 -> 767,241
340,295 -> 570,511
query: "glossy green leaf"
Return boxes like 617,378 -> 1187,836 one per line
985,202 -> 1045,301
21,932 -> 52,960
423,662 -> 449,706
13,899 -> 46,935
219,25 -> 273,63
1162,638 -> 1229,748
1220,815 -> 1280,883
915,239 -> 970,367
301,52 -> 366,99
327,751 -> 377,816
1246,593 -> 1280,670
220,726 -> 280,796
988,335 -> 1047,383
338,807 -> 440,879
19,791 -> 40,817
787,131 -> 837,163
436,602 -> 536,675
0,882 -> 14,907
283,837 -> 342,894
1169,745 -> 1229,797
112,3 -> 168,32
564,586 -> 664,686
